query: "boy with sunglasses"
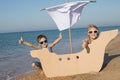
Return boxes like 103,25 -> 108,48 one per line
82,24 -> 99,53
19,33 -> 62,73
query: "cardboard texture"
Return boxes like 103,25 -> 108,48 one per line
30,29 -> 118,77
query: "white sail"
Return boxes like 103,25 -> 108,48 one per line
46,1 -> 90,31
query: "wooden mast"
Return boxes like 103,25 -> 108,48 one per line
66,0 -> 73,53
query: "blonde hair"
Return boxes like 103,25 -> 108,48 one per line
87,24 -> 98,31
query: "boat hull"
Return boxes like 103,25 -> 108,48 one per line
30,29 -> 118,77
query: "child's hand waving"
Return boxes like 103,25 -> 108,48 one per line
19,36 -> 24,44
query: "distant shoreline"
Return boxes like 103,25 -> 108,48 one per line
0,25 -> 120,34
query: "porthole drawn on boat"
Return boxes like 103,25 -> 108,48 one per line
76,56 -> 79,59
67,57 -> 70,60
58,58 -> 62,61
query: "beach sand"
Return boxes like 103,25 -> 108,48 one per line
13,34 -> 120,80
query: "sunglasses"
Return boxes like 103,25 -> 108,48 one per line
88,30 -> 98,34
39,40 -> 47,44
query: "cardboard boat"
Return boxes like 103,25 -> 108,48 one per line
30,29 -> 118,77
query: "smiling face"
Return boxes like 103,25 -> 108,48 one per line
87,25 -> 99,40
37,35 -> 48,48
38,37 -> 48,48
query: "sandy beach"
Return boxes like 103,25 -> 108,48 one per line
13,34 -> 120,80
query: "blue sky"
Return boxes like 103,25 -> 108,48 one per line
0,0 -> 120,33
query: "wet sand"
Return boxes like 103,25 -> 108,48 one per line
13,34 -> 120,80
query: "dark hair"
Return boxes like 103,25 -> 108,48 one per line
36,35 -> 47,42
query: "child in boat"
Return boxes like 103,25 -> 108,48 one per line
19,33 -> 62,73
82,24 -> 99,53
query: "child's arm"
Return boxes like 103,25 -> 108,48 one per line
82,38 -> 90,53
82,38 -> 89,49
19,37 -> 39,49
49,33 -> 62,47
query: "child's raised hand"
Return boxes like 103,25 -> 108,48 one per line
19,36 -> 24,44
59,32 -> 62,39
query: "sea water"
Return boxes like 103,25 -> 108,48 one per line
0,26 -> 120,80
